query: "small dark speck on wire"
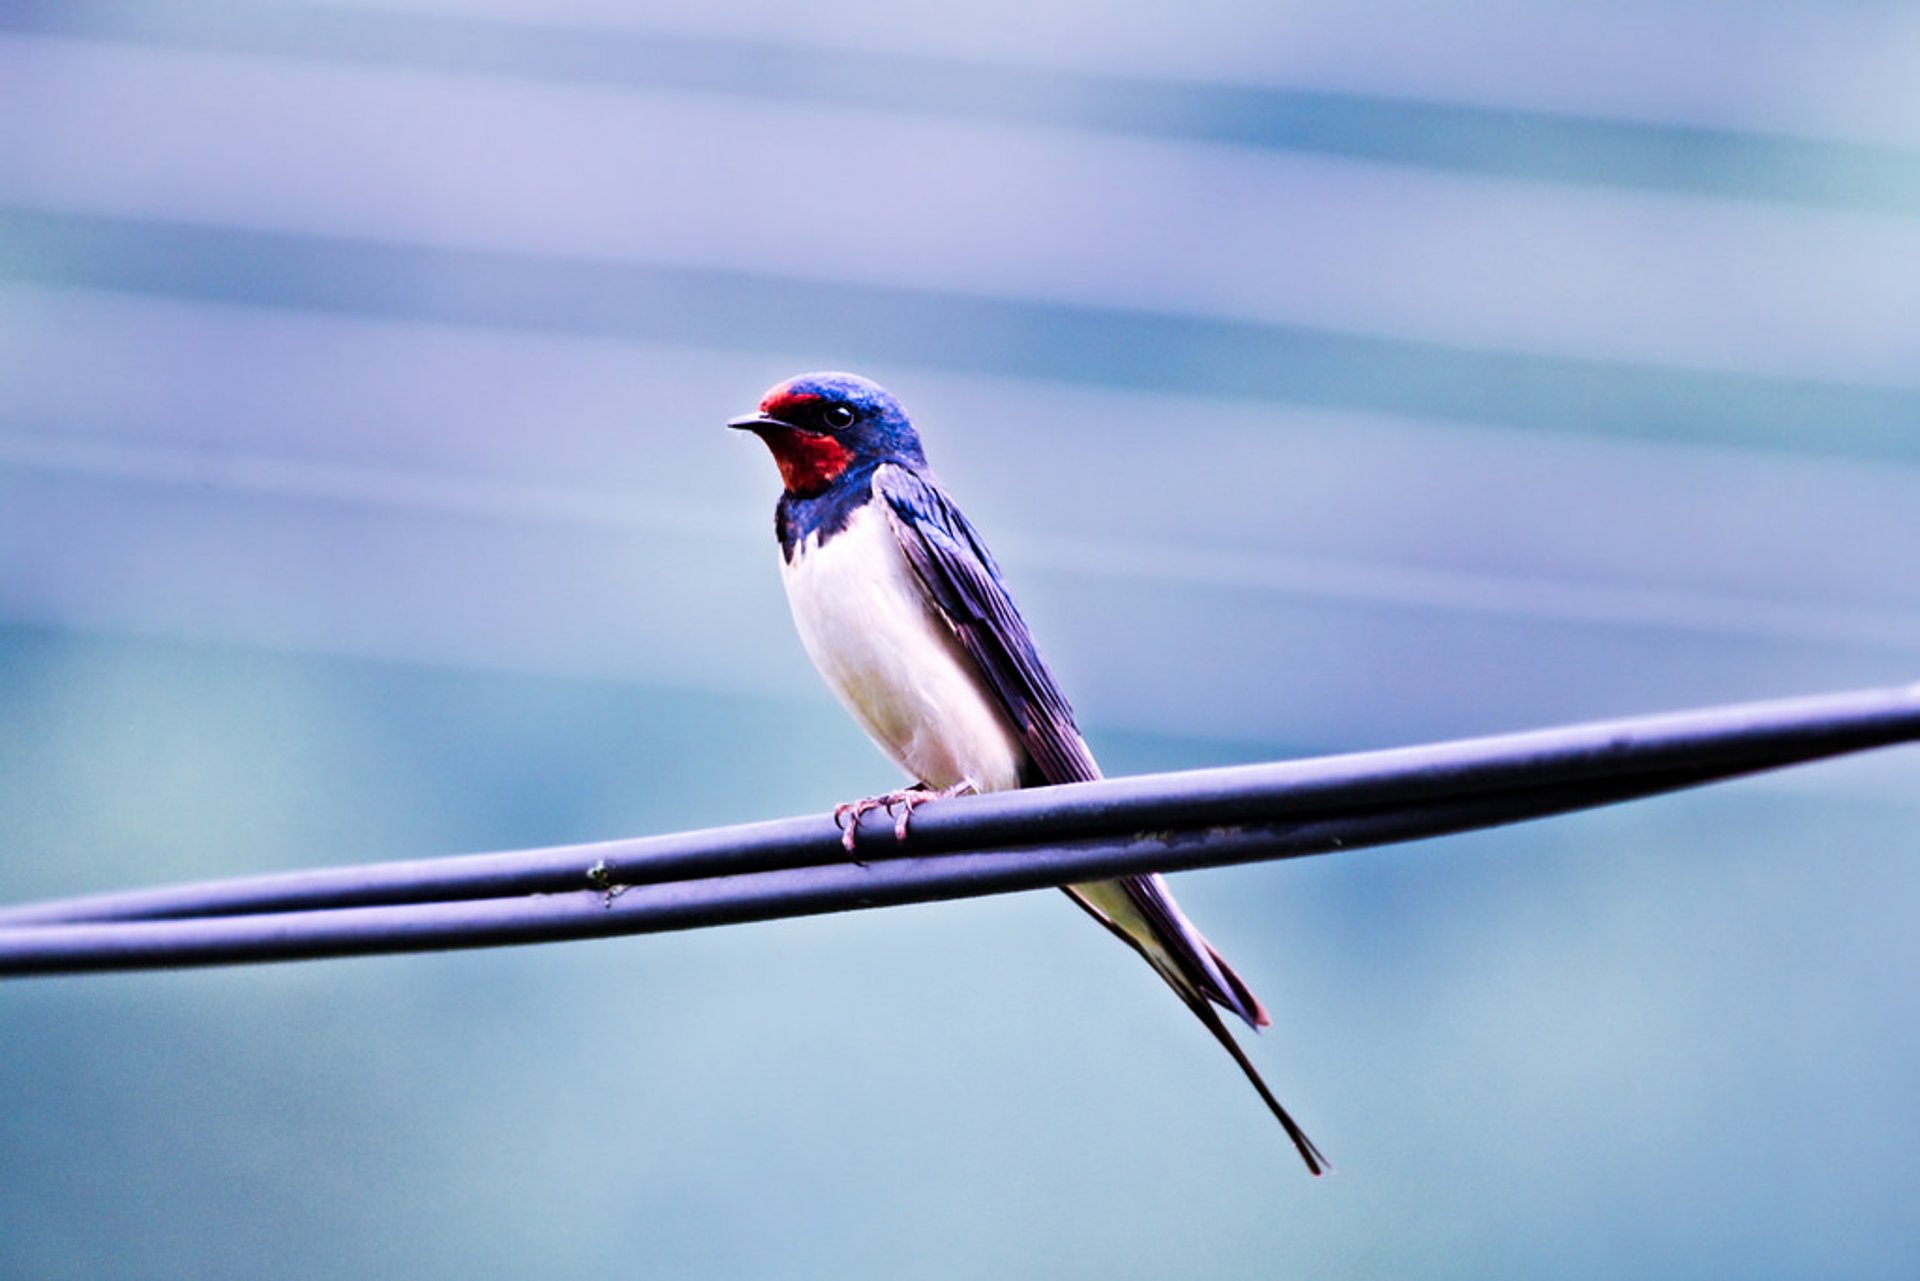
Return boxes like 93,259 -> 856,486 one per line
0,684 -> 1916,977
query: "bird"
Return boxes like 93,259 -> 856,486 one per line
730,371 -> 1326,1174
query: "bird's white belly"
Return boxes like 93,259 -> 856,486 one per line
781,504 -> 1025,794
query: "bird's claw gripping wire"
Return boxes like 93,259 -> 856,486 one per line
834,780 -> 978,852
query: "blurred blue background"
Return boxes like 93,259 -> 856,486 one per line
3,2 -> 1919,1276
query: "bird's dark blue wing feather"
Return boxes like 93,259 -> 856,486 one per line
873,465 -> 1279,1042
873,465 -> 1099,786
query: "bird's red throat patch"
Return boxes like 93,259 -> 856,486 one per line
763,427 -> 853,496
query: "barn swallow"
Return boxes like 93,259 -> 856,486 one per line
730,371 -> 1325,1174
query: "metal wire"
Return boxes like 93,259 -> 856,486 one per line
2,683 -> 1915,976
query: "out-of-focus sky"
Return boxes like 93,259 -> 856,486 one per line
2,3 -> 1917,1277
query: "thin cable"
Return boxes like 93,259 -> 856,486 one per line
0,683 -> 1915,975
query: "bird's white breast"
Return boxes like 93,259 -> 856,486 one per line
781,500 -> 1026,794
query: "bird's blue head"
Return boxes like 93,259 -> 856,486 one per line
729,372 -> 926,496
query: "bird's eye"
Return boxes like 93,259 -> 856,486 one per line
822,404 -> 856,429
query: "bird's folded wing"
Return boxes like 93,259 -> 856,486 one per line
874,463 -> 1099,787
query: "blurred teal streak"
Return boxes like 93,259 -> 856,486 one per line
4,2 -> 1917,214
5,208 -> 1919,465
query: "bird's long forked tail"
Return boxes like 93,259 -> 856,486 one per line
1065,878 -> 1329,1176
1172,976 -> 1330,1176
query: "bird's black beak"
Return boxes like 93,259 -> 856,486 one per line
730,413 -> 825,436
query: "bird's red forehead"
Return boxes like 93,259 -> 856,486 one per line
761,385 -> 818,417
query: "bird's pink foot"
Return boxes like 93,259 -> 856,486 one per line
884,778 -> 979,841
833,793 -> 899,853
834,779 -> 977,852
